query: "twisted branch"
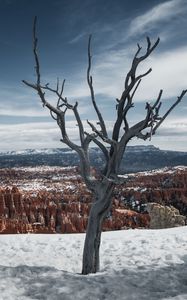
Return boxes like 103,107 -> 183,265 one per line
87,35 -> 108,139
112,37 -> 160,145
23,18 -> 186,190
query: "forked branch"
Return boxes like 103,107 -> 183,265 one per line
23,17 -> 186,187
22,17 -> 112,187
112,37 -> 160,144
87,35 -> 108,139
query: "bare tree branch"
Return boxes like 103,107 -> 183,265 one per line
84,132 -> 109,167
152,90 -> 187,134
123,89 -> 187,144
111,37 -> 160,146
87,120 -> 116,146
33,16 -> 41,86
23,18 -> 186,275
87,35 -> 108,139
23,16 -> 99,191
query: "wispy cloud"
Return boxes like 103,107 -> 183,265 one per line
45,42 -> 187,135
92,45 -> 187,101
0,122 -> 59,151
0,105 -> 49,117
133,46 -> 187,100
157,117 -> 187,135
128,0 -> 186,37
0,119 -> 114,151
69,32 -> 87,44
0,82 -> 90,118
0,0 -> 186,152
127,116 -> 187,151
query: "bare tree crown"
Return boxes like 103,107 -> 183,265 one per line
23,16 -> 187,275
23,16 -> 187,189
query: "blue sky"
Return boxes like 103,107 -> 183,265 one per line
0,0 -> 187,151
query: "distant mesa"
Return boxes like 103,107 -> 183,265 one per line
0,148 -> 75,156
0,145 -> 160,156
0,145 -> 187,172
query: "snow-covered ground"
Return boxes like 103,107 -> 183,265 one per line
0,227 -> 187,300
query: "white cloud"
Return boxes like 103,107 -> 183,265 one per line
0,119 -> 114,151
69,32 -> 86,44
0,86 -> 47,117
134,46 -> 187,101
0,106 -> 48,117
64,79 -> 90,99
129,134 -> 187,152
91,45 -> 187,102
0,112 -> 186,152
63,0 -> 187,103
128,0 -> 185,37
0,86 -> 90,117
156,117 -> 187,135
0,122 -> 60,151
127,116 -> 187,152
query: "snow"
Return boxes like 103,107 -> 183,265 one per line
0,227 -> 187,299
118,166 -> 187,179
0,166 -> 80,192
0,148 -> 75,156
125,145 -> 159,152
13,166 -> 76,172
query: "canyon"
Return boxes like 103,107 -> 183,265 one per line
0,166 -> 186,234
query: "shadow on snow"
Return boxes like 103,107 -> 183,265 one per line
0,258 -> 187,300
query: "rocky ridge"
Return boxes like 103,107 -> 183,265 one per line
0,145 -> 187,172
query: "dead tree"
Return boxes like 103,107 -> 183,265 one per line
23,17 -> 186,275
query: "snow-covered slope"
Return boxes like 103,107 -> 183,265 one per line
0,145 -> 158,156
1,145 -> 187,171
0,148 -> 74,156
0,227 -> 187,299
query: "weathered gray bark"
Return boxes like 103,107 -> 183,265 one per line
82,182 -> 114,274
23,17 -> 187,275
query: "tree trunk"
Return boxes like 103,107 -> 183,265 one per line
82,183 -> 114,275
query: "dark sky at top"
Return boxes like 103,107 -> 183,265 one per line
0,0 -> 186,151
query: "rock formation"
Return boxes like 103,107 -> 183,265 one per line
0,186 -> 150,234
0,166 -> 186,234
146,203 -> 186,229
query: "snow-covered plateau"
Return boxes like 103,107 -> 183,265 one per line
0,227 -> 187,300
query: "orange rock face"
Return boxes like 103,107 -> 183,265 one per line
0,187 -> 55,234
0,166 -> 186,234
0,185 -> 150,234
